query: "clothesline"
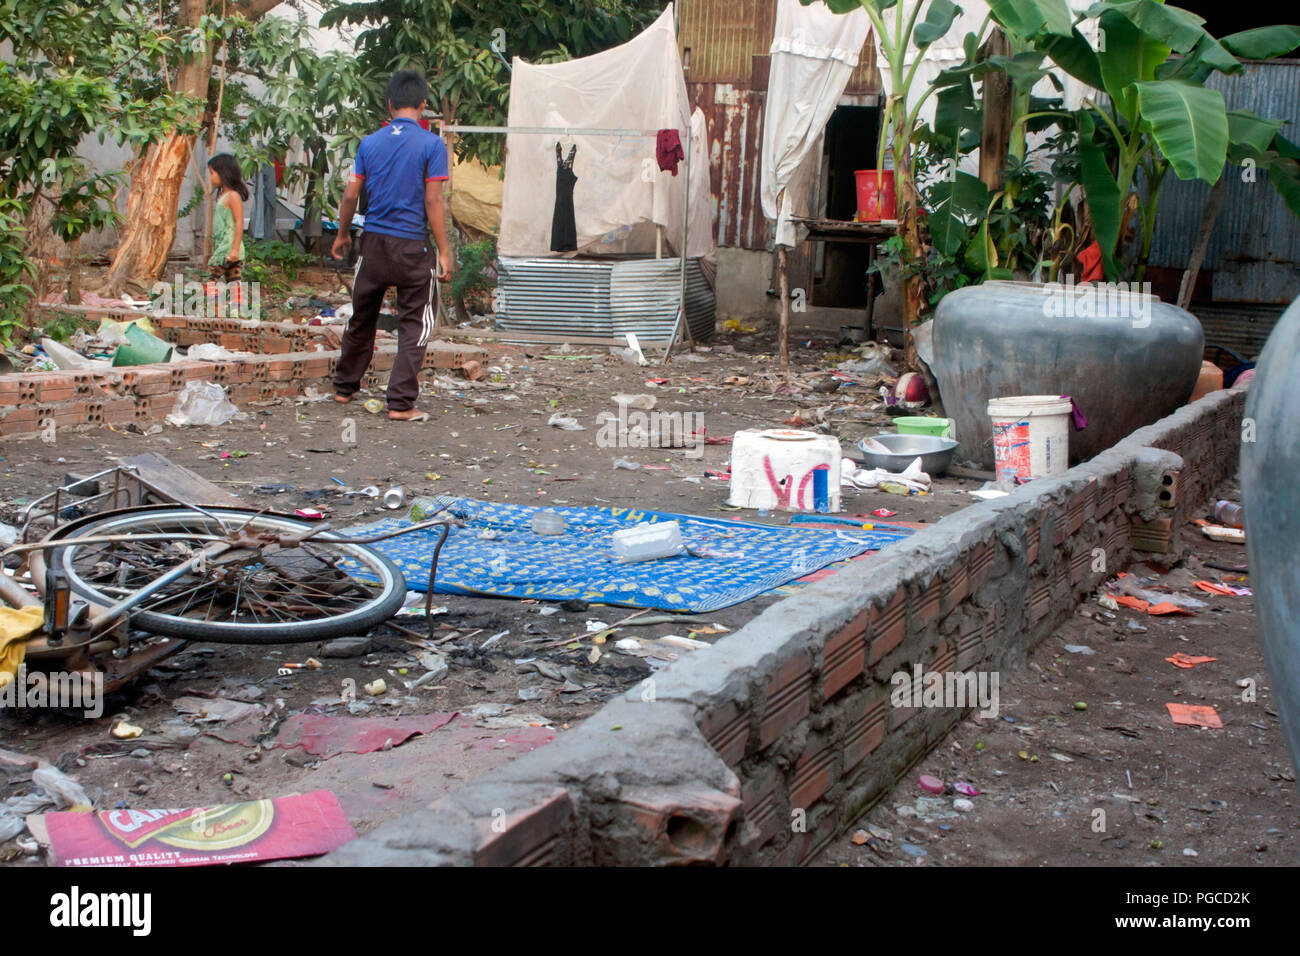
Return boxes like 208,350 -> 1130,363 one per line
437,125 -> 666,138
438,120 -> 698,353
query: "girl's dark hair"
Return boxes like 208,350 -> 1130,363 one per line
207,153 -> 250,201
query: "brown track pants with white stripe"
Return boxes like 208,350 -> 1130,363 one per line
334,230 -> 437,412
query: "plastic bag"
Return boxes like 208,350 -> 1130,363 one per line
166,381 -> 240,427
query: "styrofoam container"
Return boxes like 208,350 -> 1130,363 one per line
727,428 -> 841,512
611,520 -> 684,562
987,395 -> 1071,490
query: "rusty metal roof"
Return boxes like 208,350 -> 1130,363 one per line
679,0 -> 879,93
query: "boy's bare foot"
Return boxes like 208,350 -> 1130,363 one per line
333,393 -> 352,404
387,409 -> 429,422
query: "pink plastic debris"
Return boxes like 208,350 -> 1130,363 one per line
953,781 -> 981,797
918,774 -> 945,794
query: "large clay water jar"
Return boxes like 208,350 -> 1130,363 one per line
930,280 -> 1203,467
1241,294 -> 1300,772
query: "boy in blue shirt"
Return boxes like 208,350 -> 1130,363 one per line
332,69 -> 453,421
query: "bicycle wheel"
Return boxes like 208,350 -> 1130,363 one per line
45,505 -> 407,644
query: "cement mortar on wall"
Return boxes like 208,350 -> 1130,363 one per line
322,386 -> 1247,866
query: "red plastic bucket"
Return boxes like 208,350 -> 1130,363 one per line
854,169 -> 896,221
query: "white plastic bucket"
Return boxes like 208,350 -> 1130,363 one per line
987,395 -> 1072,490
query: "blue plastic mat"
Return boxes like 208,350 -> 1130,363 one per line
344,496 -> 911,613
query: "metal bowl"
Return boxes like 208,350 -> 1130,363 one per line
855,433 -> 958,476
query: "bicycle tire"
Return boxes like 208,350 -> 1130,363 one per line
45,505 -> 407,644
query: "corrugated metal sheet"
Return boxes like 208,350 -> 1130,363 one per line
495,256 -> 715,342
688,82 -> 771,250
680,0 -> 879,93
1193,302 -> 1286,361
1148,59 -> 1300,304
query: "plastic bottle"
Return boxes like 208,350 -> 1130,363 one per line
531,510 -> 566,535
611,521 -> 684,562
1213,500 -> 1243,528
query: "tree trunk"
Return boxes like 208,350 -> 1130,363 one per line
777,246 -> 790,366
102,0 -> 280,295
977,28 -> 1012,193
894,116 -> 924,373
102,131 -> 200,296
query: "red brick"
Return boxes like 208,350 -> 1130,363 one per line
759,652 -> 812,748
261,335 -> 291,354
133,368 -> 172,396
0,406 -> 37,436
35,373 -> 76,404
913,574 -> 942,626
822,610 -> 867,701
940,560 -> 969,616
698,700 -> 749,767
102,399 -> 136,424
840,688 -> 888,771
611,785 -> 741,866
371,350 -> 396,372
868,589 -> 906,665
791,737 -> 835,810
472,787 -> 572,867
0,380 -> 20,405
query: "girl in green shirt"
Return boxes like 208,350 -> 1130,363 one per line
207,154 -> 248,282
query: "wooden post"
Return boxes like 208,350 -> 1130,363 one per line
777,245 -> 790,366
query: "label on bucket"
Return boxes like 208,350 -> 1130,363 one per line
993,418 -> 1032,486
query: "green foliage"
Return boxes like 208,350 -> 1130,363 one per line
241,238 -> 315,300
449,236 -> 498,304
0,198 -> 35,346
0,0 -> 198,345
318,0 -> 663,167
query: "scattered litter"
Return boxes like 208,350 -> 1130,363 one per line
548,413 -> 585,431
952,782 -> 980,797
166,381 -> 240,427
171,696 -> 264,724
111,721 -> 143,740
1063,644 -> 1095,655
35,790 -> 356,866
953,798 -> 974,813
275,713 -> 457,758
1194,580 -> 1250,597
363,679 -> 387,696
1166,653 -> 1218,669
918,774 -> 945,794
1166,703 -> 1223,729
1201,523 -> 1245,544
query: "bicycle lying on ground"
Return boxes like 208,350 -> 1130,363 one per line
3,467 -> 453,693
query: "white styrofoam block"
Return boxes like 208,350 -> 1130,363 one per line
726,429 -> 842,512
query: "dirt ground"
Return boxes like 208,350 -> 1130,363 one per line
4,311 -> 1287,868
0,319 -> 984,859
816,498 -> 1295,867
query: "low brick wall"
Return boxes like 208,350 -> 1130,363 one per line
152,314 -> 341,353
0,340 -> 486,439
322,387 -> 1247,866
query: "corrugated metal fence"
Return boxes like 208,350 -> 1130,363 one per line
495,256 -> 715,342
1148,59 -> 1300,306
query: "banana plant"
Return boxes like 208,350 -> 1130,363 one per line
810,0 -> 963,367
989,0 -> 1300,280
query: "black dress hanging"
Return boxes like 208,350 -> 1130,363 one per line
550,142 -> 578,253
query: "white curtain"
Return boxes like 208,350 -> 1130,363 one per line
760,0 -> 872,247
498,5 -> 713,259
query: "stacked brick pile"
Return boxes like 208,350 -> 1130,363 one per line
0,340 -> 486,439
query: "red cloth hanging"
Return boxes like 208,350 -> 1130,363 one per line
656,128 -> 684,175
